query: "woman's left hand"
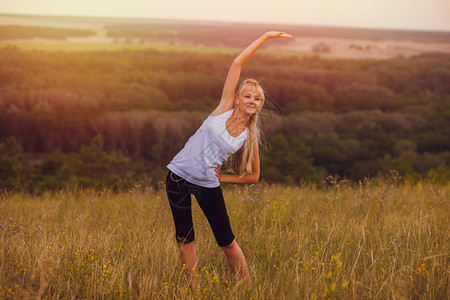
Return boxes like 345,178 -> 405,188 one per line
264,31 -> 293,39
214,165 -> 221,179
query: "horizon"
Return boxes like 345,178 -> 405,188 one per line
1,0 -> 450,32
2,12 -> 449,34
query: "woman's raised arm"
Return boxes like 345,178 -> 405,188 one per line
211,31 -> 292,115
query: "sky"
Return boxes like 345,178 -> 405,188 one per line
1,0 -> 450,32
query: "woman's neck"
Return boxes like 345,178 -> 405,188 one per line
232,108 -> 251,127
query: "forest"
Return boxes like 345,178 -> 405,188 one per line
0,45 -> 449,190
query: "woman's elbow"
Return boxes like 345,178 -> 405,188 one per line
232,59 -> 244,68
250,174 -> 259,184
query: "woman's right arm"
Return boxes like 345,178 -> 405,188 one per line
216,142 -> 260,184
210,31 -> 292,116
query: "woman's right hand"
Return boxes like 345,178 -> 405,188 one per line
264,31 -> 293,39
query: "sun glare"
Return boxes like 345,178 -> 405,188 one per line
0,0 -> 449,31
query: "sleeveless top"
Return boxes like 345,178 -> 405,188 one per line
167,108 -> 248,188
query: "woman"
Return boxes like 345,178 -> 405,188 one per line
165,31 -> 292,286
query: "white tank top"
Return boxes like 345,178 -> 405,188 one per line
167,108 -> 248,188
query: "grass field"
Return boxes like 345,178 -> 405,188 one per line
0,41 -> 238,53
1,177 -> 449,299
0,41 -> 310,58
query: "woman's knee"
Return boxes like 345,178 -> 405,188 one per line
220,239 -> 237,251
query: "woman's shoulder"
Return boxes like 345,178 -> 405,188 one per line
209,107 -> 234,118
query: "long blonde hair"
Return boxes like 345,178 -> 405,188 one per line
228,79 -> 265,178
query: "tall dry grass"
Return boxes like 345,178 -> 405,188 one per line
0,177 -> 448,299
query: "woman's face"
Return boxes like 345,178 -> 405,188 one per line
237,86 -> 263,116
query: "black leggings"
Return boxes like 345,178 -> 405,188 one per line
165,169 -> 235,247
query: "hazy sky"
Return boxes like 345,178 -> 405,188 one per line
1,0 -> 450,31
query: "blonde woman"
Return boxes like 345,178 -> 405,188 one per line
166,31 -> 292,286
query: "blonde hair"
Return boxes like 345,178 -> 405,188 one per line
228,79 -> 265,177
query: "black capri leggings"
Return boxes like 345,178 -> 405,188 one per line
165,169 -> 235,247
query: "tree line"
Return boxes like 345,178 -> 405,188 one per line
105,22 -> 450,45
0,45 -> 449,191
0,25 -> 95,40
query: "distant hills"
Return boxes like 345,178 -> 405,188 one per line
1,13 -> 449,43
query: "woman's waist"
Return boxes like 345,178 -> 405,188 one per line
166,165 -> 220,188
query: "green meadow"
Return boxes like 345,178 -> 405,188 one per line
0,41 -> 237,53
1,178 -> 448,299
0,41 -> 307,58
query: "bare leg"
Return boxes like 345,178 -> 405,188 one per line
179,241 -> 198,288
221,240 -> 251,286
